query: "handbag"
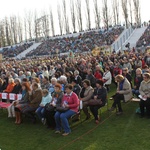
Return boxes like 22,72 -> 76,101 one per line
87,99 -> 102,106
56,106 -> 69,112
45,103 -> 55,112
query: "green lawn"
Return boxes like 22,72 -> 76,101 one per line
0,89 -> 150,150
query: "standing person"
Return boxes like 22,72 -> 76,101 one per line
139,73 -> 150,118
109,75 -> 132,115
55,84 -> 79,136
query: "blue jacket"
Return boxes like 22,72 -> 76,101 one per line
40,94 -> 52,106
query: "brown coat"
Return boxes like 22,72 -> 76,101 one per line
29,89 -> 42,108
117,78 -> 132,102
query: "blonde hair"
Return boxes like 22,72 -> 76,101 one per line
9,78 -> 14,83
115,75 -> 124,82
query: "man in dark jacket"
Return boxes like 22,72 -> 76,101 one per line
86,69 -> 96,88
72,79 -> 81,96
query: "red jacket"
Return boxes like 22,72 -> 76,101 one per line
62,92 -> 79,113
94,71 -> 103,80
4,83 -> 16,93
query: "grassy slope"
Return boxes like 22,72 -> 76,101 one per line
0,87 -> 150,150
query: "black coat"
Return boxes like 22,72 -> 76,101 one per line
92,87 -> 107,105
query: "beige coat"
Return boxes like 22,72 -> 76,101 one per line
80,86 -> 94,102
139,80 -> 150,98
117,78 -> 132,102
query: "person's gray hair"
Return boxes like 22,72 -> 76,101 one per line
51,77 -> 57,82
59,75 -> 67,81
74,70 -> 79,75
14,78 -> 21,84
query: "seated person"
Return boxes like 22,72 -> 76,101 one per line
139,73 -> 150,118
3,78 -> 16,102
13,82 -> 31,124
55,84 -> 79,136
71,79 -> 81,96
79,79 -> 94,120
109,75 -> 132,115
45,84 -> 63,129
87,80 -> 107,124
35,89 -> 52,123
41,76 -> 50,90
49,77 -> 57,94
132,68 -> 143,97
20,83 -> 42,123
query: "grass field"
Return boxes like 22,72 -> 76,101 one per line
0,88 -> 150,150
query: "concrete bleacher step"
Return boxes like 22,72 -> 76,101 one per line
122,27 -> 147,50
16,42 -> 41,59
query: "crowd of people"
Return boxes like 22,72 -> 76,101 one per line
136,25 -> 150,48
0,42 -> 33,58
0,45 -> 150,136
26,26 -> 124,57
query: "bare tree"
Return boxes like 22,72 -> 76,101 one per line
57,3 -> 64,35
10,16 -> 18,44
25,10 -> 33,40
17,16 -> 23,43
102,0 -> 110,30
85,0 -> 91,30
0,20 -> 6,47
93,0 -> 101,29
76,0 -> 83,31
62,0 -> 70,34
112,0 -> 120,25
24,18 -> 27,42
121,0 -> 129,28
34,10 -> 39,40
49,7 -> 55,36
40,11 -> 49,38
70,0 -> 76,32
128,0 -> 133,26
4,17 -> 11,45
133,0 -> 141,27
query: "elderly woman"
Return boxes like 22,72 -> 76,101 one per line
139,73 -> 150,118
49,77 -> 57,94
3,78 -> 16,93
109,75 -> 132,115
79,79 -> 94,120
55,84 -> 79,136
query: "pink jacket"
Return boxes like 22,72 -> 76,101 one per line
62,92 -> 79,113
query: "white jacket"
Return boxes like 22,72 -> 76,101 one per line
102,71 -> 112,85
